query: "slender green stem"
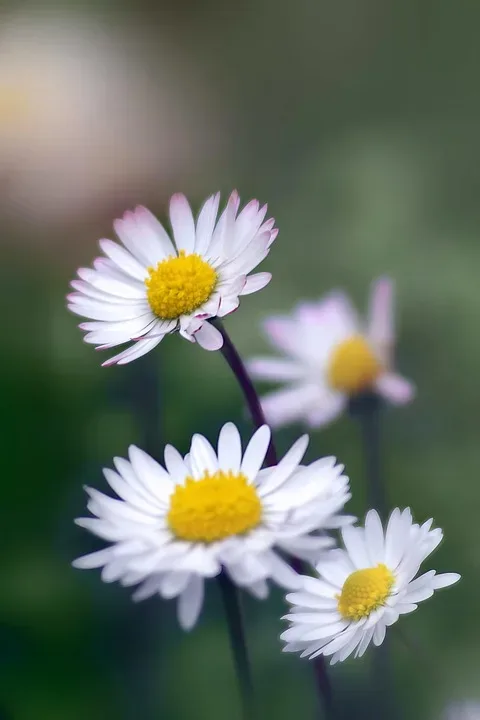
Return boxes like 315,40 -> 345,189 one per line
349,392 -> 395,720
111,355 -> 163,720
350,393 -> 386,517
214,318 -> 335,720
218,572 -> 255,720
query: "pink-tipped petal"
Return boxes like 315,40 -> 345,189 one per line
195,192 -> 220,255
247,357 -> 305,381
240,272 -> 272,295
101,337 -> 164,366
194,321 -> 224,351
376,372 -> 415,405
368,277 -> 395,360
306,393 -> 346,428
263,316 -> 300,357
260,384 -> 319,428
169,193 -> 196,253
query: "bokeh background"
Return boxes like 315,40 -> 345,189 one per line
1,1 -> 478,718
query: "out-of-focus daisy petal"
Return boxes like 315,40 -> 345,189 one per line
367,277 -> 395,351
375,372 -> 415,405
248,278 -> 413,429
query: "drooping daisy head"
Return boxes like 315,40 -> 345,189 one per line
281,508 -> 459,664
73,422 -> 351,630
67,192 -> 277,365
248,278 -> 415,428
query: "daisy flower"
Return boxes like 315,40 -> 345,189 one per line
73,422 -> 351,630
67,192 -> 277,365
443,703 -> 480,719
281,508 -> 460,664
248,278 -> 415,428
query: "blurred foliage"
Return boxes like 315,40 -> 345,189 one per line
1,1 -> 479,719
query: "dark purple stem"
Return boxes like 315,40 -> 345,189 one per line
212,318 -> 278,467
213,318 -> 335,718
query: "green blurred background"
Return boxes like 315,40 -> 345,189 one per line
1,1 -> 478,718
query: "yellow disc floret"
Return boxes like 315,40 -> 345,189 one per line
145,251 -> 218,320
327,335 -> 381,394
337,564 -> 395,621
167,470 -> 262,543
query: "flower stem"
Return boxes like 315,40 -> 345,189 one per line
213,318 -> 335,720
349,392 -> 395,720
212,318 -> 277,467
349,393 -> 386,517
218,572 -> 255,720
109,354 -> 164,719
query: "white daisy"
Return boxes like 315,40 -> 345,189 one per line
248,277 -> 415,428
444,702 -> 480,719
67,192 -> 277,365
281,508 -> 460,664
73,422 -> 352,630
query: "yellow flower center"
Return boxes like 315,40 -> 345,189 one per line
337,564 -> 394,621
327,335 -> 381,394
145,251 -> 218,320
167,470 -> 262,543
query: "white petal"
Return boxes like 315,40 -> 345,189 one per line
190,434 -> 219,477
341,526 -> 370,569
354,627 -> 375,658
194,322 -> 223,351
333,632 -> 363,663
195,193 -> 220,255
403,586 -> 434,603
257,434 -> 309,496
72,548 -> 113,569
115,208 -> 172,266
208,191 -> 240,260
285,592 -> 337,611
431,572 -> 461,589
169,194 -> 196,253
247,579 -> 269,599
102,337 -> 164,366
217,295 -> 240,317
240,425 -> 271,480
367,277 -> 395,353
164,445 -> 190,483
69,298 -> 150,322
306,393 -> 346,428
247,357 -> 305,381
375,373 -> 415,405
217,422 -> 242,472
177,575 -> 204,630
263,550 -> 302,589
260,385 -> 320,428
240,272 -> 272,295
373,622 -> 387,647
364,509 -> 385,565
132,575 -> 163,602
99,239 -> 148,281
103,468 -> 162,513
128,446 -> 174,497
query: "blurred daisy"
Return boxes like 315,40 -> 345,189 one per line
281,508 -> 459,664
248,278 -> 415,428
0,12 -> 222,227
444,702 -> 480,719
68,192 -> 277,364
73,422 -> 351,630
